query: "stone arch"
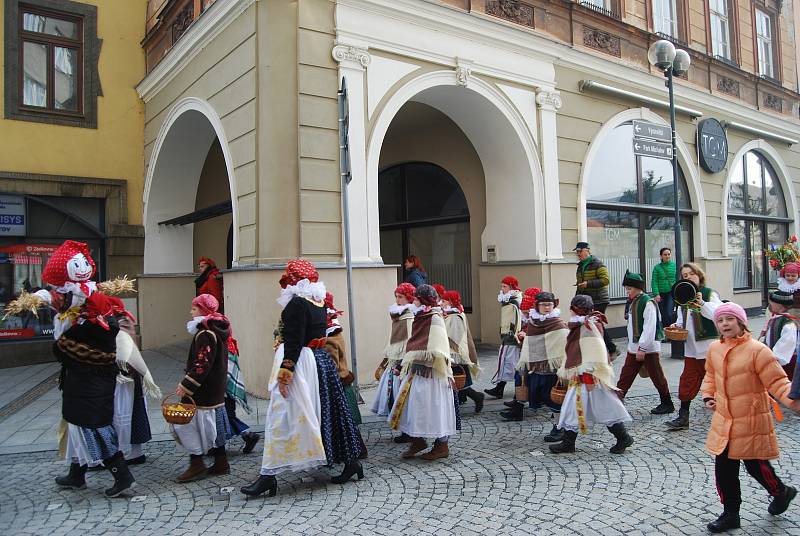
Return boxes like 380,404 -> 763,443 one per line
720,139 -> 799,256
143,97 -> 238,273
365,70 -> 546,262
577,107 -> 708,258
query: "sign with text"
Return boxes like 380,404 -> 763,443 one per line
697,118 -> 728,173
0,195 -> 25,236
632,139 -> 673,160
632,120 -> 671,143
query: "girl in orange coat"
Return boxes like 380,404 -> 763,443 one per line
702,302 -> 800,533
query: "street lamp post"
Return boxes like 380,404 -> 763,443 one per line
648,40 -> 691,268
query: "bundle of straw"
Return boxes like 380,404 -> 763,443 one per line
3,291 -> 45,318
97,275 -> 137,296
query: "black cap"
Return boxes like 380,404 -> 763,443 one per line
573,242 -> 590,251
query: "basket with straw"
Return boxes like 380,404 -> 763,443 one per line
161,394 -> 196,425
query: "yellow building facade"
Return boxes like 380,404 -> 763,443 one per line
0,0 -> 146,364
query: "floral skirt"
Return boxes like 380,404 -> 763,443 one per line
315,349 -> 365,464
65,424 -> 118,466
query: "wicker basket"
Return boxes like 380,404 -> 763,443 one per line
550,381 -> 568,406
664,326 -> 689,342
452,366 -> 467,391
161,393 -> 196,425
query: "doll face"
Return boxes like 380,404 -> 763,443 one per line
67,253 -> 92,282
537,302 -> 555,314
785,272 -> 799,284
716,314 -> 743,339
395,293 -> 409,305
500,283 -> 511,294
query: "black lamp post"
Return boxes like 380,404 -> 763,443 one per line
648,40 -> 691,267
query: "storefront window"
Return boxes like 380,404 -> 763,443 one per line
726,151 -> 791,292
0,194 -> 104,342
586,122 -> 694,299
379,163 -> 472,309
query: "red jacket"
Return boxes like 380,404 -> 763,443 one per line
196,267 -> 224,311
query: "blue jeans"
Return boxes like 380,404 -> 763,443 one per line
657,292 -> 674,328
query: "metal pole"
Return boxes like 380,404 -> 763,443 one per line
667,67 -> 682,268
338,79 -> 361,401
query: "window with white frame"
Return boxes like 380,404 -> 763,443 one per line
709,0 -> 731,60
756,9 -> 774,78
653,0 -> 678,37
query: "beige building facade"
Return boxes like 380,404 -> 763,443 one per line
139,0 -> 800,396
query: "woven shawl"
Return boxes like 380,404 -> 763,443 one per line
517,316 -> 568,374
402,310 -> 452,379
499,290 -> 523,336
445,311 -> 480,377
559,313 -> 616,390
383,309 -> 415,362
226,339 -> 250,413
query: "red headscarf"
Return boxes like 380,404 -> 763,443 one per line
782,262 -> 800,277
82,292 -> 115,330
442,290 -> 463,312
501,276 -> 519,290
394,283 -> 416,302
192,293 -> 226,322
279,259 -> 319,288
432,284 -> 447,299
520,287 -> 541,312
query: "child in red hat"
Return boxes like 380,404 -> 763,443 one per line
442,290 -> 483,414
485,276 -> 523,400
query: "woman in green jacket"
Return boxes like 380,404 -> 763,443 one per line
651,247 -> 677,326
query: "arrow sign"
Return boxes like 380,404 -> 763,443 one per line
632,120 -> 671,143
632,139 -> 673,160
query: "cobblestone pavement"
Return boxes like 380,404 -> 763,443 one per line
1,393 -> 798,536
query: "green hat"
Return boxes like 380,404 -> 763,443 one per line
622,270 -> 645,290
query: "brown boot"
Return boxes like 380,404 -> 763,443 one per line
401,438 -> 427,458
176,455 -> 207,482
420,440 -> 449,460
207,447 -> 230,476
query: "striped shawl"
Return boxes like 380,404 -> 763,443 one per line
444,311 -> 480,377
559,312 -> 617,390
517,314 -> 568,374
402,309 -> 452,380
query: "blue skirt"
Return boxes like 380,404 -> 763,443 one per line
527,373 -> 561,412
130,375 -> 152,445
314,348 -> 365,464
81,425 -> 119,461
224,396 -> 250,438
214,405 -> 232,447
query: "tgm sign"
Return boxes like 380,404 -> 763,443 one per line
0,195 -> 26,236
697,118 -> 728,174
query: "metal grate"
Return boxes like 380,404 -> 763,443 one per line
579,1 -> 621,20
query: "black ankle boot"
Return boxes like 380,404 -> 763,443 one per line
484,382 -> 506,399
544,424 -> 564,443
549,430 -> 577,454
769,485 -> 797,515
666,401 -> 690,430
242,432 -> 261,455
331,460 -> 364,484
707,511 -> 740,533
608,423 -> 634,454
651,393 -> 675,415
500,401 -> 524,421
103,452 -> 135,497
55,463 -> 87,489
466,388 -> 485,414
393,432 -> 412,444
241,475 -> 278,497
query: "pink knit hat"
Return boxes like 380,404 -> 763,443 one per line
713,302 -> 747,326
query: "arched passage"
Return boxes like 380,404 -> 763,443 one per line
143,97 -> 238,273
365,71 -> 545,263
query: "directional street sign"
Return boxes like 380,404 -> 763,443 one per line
632,139 -> 673,160
632,120 -> 671,143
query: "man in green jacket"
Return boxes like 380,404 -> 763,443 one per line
651,247 -> 677,326
573,242 -> 615,354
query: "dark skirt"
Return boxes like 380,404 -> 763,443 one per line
224,396 -> 251,438
453,390 -> 462,431
528,373 -> 561,412
314,348 -> 365,464
343,384 -> 362,426
80,425 -> 119,461
791,355 -> 800,400
130,374 -> 152,445
214,405 -> 232,448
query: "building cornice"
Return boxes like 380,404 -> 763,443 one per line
136,0 -> 256,103
338,0 -> 800,137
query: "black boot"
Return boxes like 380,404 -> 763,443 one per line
103,452 -> 135,497
458,390 -> 468,405
500,400 -> 524,421
608,423 -> 634,454
242,432 -> 261,455
484,382 -> 506,399
544,424 -> 565,443
393,432 -> 412,444
666,401 -> 690,430
650,393 -> 675,415
769,485 -> 797,515
707,511 -> 741,533
549,430 -> 577,454
241,474 -> 278,497
331,460 -> 364,484
465,388 -> 485,414
55,463 -> 87,489
207,446 -> 230,475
